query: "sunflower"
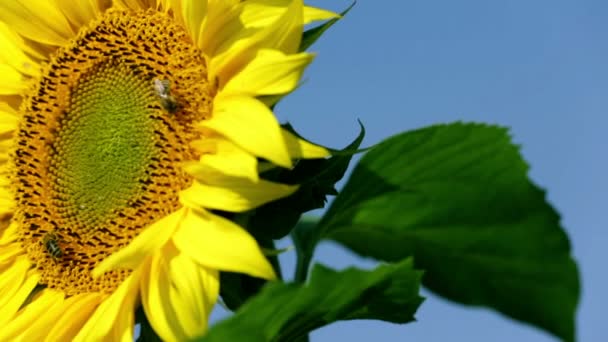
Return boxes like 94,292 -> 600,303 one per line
0,0 -> 335,340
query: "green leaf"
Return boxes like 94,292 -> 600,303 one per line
240,123 -> 364,241
299,2 -> 356,52
198,259 -> 423,342
317,122 -> 580,342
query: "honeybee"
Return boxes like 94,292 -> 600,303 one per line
153,78 -> 178,113
42,232 -> 63,261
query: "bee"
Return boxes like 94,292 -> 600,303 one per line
42,232 -> 63,261
153,78 -> 178,114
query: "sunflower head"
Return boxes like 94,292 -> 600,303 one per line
0,0 -> 336,340
13,8 -> 216,295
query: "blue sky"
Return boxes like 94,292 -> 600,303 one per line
213,1 -> 605,341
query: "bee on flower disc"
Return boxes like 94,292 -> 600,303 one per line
153,78 -> 178,113
43,232 -> 63,261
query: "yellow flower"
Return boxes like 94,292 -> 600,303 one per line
0,0 -> 336,340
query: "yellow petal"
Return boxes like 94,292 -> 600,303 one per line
0,267 -> 13,286
205,95 -> 291,168
222,49 -> 314,96
197,0 -> 245,55
0,256 -> 28,297
141,250 -> 188,342
180,178 -> 297,212
0,22 -> 47,61
0,23 -> 41,77
0,262 -> 39,325
181,0 -> 207,48
47,293 -> 104,342
111,287 -> 136,342
0,222 -> 18,246
0,243 -> 21,265
241,0 -> 340,27
198,0 -> 241,53
93,209 -> 185,276
184,162 -> 259,184
21,294 -> 73,342
113,0 -> 158,10
94,0 -> 112,15
0,0 -> 74,46
165,0 -> 184,26
168,248 -> 206,336
0,289 -> 63,341
75,271 -> 140,342
0,94 -> 22,109
0,139 -> 13,164
303,5 -> 340,24
239,0 -> 291,28
282,128 -> 330,159
189,137 -> 259,182
0,65 -> 27,95
52,0 -> 102,29
157,0 -> 171,11
209,0 -> 303,83
245,0 -> 304,54
0,101 -> 18,112
173,209 -> 276,279
0,102 -> 18,135
0,188 -> 15,207
0,171 -> 10,187
199,266 -> 219,324
239,1 -> 337,27
0,146 -> 14,167
143,244 -> 218,341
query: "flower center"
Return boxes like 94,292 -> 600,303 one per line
51,62 -> 159,235
13,9 -> 214,295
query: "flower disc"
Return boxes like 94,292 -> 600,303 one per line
13,9 -> 214,295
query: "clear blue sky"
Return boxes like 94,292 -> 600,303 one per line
214,1 -> 606,341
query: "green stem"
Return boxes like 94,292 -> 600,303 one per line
294,247 -> 312,283
291,217 -> 321,283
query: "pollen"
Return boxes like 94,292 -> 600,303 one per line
12,9 -> 214,295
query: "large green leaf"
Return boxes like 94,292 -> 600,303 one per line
317,123 -> 580,342
198,259 -> 423,342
